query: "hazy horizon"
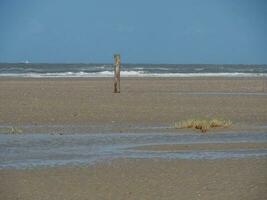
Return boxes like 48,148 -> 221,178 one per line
1,62 -> 267,65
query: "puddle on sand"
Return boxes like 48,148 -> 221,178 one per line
0,132 -> 267,169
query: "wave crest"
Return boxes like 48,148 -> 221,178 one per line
0,71 -> 266,78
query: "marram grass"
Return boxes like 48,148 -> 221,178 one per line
175,118 -> 232,133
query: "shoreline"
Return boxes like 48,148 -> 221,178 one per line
1,73 -> 267,78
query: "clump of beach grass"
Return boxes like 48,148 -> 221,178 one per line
175,118 -> 232,133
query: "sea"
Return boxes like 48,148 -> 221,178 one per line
0,63 -> 266,78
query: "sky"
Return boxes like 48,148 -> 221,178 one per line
0,0 -> 266,64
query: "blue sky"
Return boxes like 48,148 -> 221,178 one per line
0,0 -> 266,64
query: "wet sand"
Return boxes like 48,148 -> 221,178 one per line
134,142 -> 267,151
1,158 -> 266,200
0,77 -> 267,133
1,77 -> 267,199
1,132 -> 267,168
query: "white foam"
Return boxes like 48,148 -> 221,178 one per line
0,72 -> 266,78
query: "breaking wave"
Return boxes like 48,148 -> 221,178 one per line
0,71 -> 266,78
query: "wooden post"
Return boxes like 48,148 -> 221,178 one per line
113,54 -> 121,93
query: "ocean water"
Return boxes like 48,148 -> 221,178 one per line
0,63 -> 266,77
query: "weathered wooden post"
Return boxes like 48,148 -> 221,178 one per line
113,54 -> 121,93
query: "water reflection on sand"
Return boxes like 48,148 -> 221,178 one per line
0,132 -> 267,169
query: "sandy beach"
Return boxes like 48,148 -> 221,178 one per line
1,77 -> 267,199
0,77 -> 266,133
1,158 -> 266,200
133,142 -> 267,151
2,0 -> 267,199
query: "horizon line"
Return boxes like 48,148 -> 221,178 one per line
0,62 -> 267,65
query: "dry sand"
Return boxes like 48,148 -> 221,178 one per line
0,77 -> 267,133
1,158 -> 266,200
